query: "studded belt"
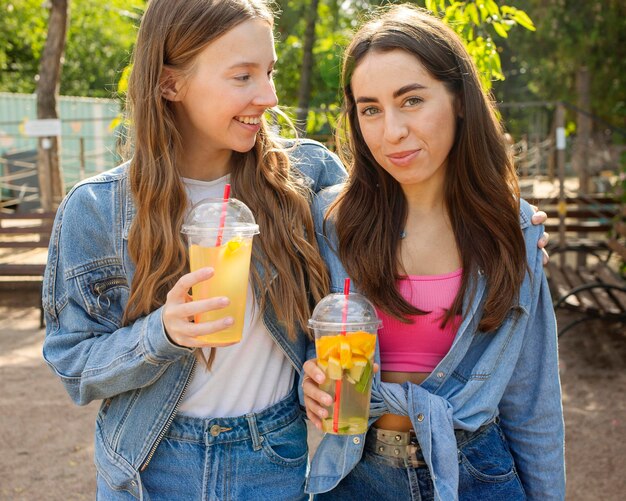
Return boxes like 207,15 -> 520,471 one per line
365,427 -> 426,467
365,420 -> 496,468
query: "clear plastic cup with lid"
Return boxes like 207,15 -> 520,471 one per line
309,289 -> 381,434
181,196 -> 259,344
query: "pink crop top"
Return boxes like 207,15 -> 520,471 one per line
377,269 -> 462,373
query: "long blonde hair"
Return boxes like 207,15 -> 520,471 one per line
123,0 -> 329,341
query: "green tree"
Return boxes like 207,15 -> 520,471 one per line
61,0 -> 144,97
0,0 -> 144,97
273,0 -> 535,136
495,0 -> 626,129
0,0 -> 48,93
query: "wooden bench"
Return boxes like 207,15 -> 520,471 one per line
0,211 -> 56,327
545,204 -> 626,336
529,195 -> 619,247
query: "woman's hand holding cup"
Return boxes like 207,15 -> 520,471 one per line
302,359 -> 333,430
162,267 -> 238,348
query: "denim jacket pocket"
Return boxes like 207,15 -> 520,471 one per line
65,258 -> 129,329
452,308 -> 525,383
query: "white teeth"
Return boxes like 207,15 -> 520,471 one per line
236,116 -> 260,125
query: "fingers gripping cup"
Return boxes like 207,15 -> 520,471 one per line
181,193 -> 259,344
309,282 -> 381,435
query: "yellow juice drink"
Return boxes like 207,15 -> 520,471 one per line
315,331 -> 377,434
189,237 -> 253,343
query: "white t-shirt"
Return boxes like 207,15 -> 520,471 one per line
177,175 -> 294,418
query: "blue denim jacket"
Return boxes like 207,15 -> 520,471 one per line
306,186 -> 565,501
42,139 -> 346,497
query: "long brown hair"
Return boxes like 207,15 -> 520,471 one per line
331,5 -> 525,332
123,0 -> 329,340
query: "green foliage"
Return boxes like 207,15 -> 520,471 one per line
272,0 -> 535,136
61,0 -> 144,98
424,0 -> 535,91
0,0 -> 145,97
494,0 -> 626,132
0,0 -> 48,93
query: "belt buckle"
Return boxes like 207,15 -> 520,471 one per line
406,442 -> 426,467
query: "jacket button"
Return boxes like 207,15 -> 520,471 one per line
352,437 -> 360,445
417,413 -> 425,422
436,371 -> 444,378
210,424 -> 221,436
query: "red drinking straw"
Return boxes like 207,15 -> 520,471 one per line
215,184 -> 231,246
333,277 -> 350,433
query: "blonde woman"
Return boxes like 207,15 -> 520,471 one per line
42,0 -> 344,499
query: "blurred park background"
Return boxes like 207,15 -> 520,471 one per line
0,0 -> 624,212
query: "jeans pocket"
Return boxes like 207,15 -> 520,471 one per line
261,415 -> 308,467
458,425 -> 518,483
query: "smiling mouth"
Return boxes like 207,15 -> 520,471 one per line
387,149 -> 420,159
235,116 -> 261,125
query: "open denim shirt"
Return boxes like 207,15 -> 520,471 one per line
41,139 -> 346,498
306,186 -> 565,501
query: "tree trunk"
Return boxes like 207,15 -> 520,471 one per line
295,0 -> 320,135
572,66 -> 591,195
36,0 -> 69,211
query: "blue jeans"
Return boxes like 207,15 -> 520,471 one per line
97,389 -> 308,500
315,422 -> 526,501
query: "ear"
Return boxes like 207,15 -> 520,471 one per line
160,67 -> 184,102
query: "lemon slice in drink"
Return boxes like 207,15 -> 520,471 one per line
327,356 -> 342,380
349,356 -> 367,382
226,238 -> 242,254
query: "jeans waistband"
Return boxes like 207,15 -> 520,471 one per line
365,419 -> 496,467
166,388 -> 301,447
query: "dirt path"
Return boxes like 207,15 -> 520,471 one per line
1,288 -> 624,500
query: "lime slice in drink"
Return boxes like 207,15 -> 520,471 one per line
354,360 -> 372,393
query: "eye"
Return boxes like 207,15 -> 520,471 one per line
235,74 -> 251,82
267,68 -> 275,79
404,96 -> 423,107
360,106 -> 380,117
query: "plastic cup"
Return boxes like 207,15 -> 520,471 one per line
181,197 -> 259,344
309,292 -> 381,435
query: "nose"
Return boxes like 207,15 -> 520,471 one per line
254,78 -> 278,108
383,109 -> 408,144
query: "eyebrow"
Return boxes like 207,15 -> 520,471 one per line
355,83 -> 427,104
227,60 -> 277,70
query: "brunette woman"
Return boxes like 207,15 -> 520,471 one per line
303,5 -> 564,501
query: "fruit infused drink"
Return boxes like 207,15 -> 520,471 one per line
309,288 -> 381,435
181,193 -> 259,344
189,237 -> 253,343
316,331 -> 376,434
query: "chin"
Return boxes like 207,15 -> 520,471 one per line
232,139 -> 258,154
